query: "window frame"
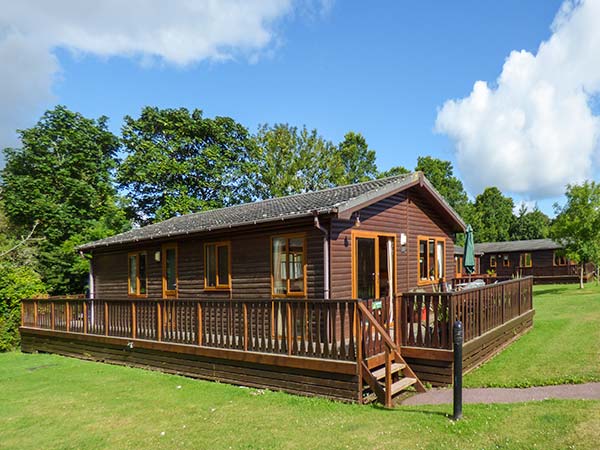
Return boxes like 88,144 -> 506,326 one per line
204,241 -> 232,290
553,252 -> 567,266
490,255 -> 497,268
127,251 -> 148,297
270,233 -> 307,298
162,243 -> 178,299
520,252 -> 532,268
417,235 -> 446,286
502,255 -> 510,267
455,255 -> 463,277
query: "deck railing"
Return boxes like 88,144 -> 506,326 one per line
21,297 -> 358,361
20,277 -> 533,361
398,276 -> 533,349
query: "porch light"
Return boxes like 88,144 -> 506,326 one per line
154,251 -> 161,262
354,213 -> 361,228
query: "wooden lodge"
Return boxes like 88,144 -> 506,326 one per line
20,172 -> 535,406
458,239 -> 595,284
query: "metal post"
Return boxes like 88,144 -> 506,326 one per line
453,320 -> 463,421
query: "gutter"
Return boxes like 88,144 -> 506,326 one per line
313,213 -> 330,300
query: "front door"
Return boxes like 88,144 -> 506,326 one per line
352,232 -> 395,300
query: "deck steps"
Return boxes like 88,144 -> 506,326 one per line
391,377 -> 417,395
371,363 -> 405,380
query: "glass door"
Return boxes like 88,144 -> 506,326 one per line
356,237 -> 376,299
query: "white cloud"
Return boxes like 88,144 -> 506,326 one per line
0,0 -> 327,156
436,0 -> 600,199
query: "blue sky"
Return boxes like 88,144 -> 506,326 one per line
3,0 -> 598,215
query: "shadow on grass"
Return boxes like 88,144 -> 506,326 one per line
368,402 -> 451,418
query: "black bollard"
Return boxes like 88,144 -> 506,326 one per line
453,320 -> 463,420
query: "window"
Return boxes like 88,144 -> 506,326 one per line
455,255 -> 463,276
502,255 -> 510,267
162,243 -> 178,298
520,252 -> 532,267
490,255 -> 497,268
554,252 -> 567,266
205,242 -> 231,289
128,252 -> 147,296
418,236 -> 445,284
272,235 -> 306,296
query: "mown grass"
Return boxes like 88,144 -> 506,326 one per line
1,351 -> 599,450
464,283 -> 600,387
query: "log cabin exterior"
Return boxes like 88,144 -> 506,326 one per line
474,239 -> 595,284
20,172 -> 535,406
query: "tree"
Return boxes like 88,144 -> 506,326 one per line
336,132 -> 378,184
118,107 -> 260,224
415,156 -> 470,214
1,106 -> 129,294
472,187 -> 515,243
253,125 -> 377,199
378,165 -> 410,178
510,204 -> 550,241
551,181 -> 600,288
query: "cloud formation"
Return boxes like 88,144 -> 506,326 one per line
0,0 -> 321,153
436,0 -> 600,199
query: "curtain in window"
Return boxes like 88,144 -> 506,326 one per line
273,238 -> 286,295
436,241 -> 444,279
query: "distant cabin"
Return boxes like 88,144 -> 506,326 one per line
455,238 -> 595,284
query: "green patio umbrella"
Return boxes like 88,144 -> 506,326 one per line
463,224 -> 475,280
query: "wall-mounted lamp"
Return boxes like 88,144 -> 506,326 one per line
400,233 -> 407,246
154,251 -> 161,263
354,213 -> 361,228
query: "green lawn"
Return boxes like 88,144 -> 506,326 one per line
464,283 -> 600,387
1,351 -> 599,450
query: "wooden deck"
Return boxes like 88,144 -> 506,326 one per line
20,277 -> 534,403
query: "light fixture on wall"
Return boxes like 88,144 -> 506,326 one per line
354,212 -> 361,228
154,251 -> 161,262
400,233 -> 407,246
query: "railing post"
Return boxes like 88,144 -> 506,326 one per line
286,303 -> 293,356
104,301 -> 109,336
83,301 -> 88,334
51,301 -> 55,330
243,303 -> 248,351
356,303 -> 363,403
384,346 -> 392,407
517,279 -> 522,316
131,301 -> 137,339
396,295 -> 402,348
157,302 -> 162,341
34,300 -> 38,328
197,302 -> 203,346
453,320 -> 463,421
478,289 -> 483,337
501,284 -> 505,324
65,301 -> 70,332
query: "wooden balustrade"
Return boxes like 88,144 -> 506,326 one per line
19,297 -> 358,362
400,276 -> 534,348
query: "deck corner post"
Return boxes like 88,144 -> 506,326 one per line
65,301 -> 70,332
453,320 -> 463,421
356,302 -> 363,402
83,301 -> 88,334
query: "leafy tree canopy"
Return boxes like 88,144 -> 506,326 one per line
378,165 -> 410,179
336,132 -> 378,184
551,181 -> 600,288
415,156 -> 469,214
118,107 -> 260,224
1,106 -> 128,294
510,204 -> 550,241
472,187 -> 514,243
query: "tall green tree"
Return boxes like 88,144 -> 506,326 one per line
377,165 -> 410,179
551,181 -> 600,288
415,156 -> 470,214
118,107 -> 260,223
1,106 -> 128,294
510,204 -> 550,241
472,187 -> 515,243
336,132 -> 378,184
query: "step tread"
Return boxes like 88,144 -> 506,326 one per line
390,377 -> 417,395
371,363 -> 406,380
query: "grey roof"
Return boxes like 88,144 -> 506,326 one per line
472,239 -> 562,254
454,245 -> 484,256
80,172 -> 465,251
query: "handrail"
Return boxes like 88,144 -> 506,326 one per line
356,302 -> 396,351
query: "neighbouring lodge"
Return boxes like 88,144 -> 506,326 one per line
455,239 -> 595,284
20,172 -> 535,406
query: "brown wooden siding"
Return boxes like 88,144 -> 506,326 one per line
479,249 -> 588,278
93,219 -> 325,300
330,187 -> 456,298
